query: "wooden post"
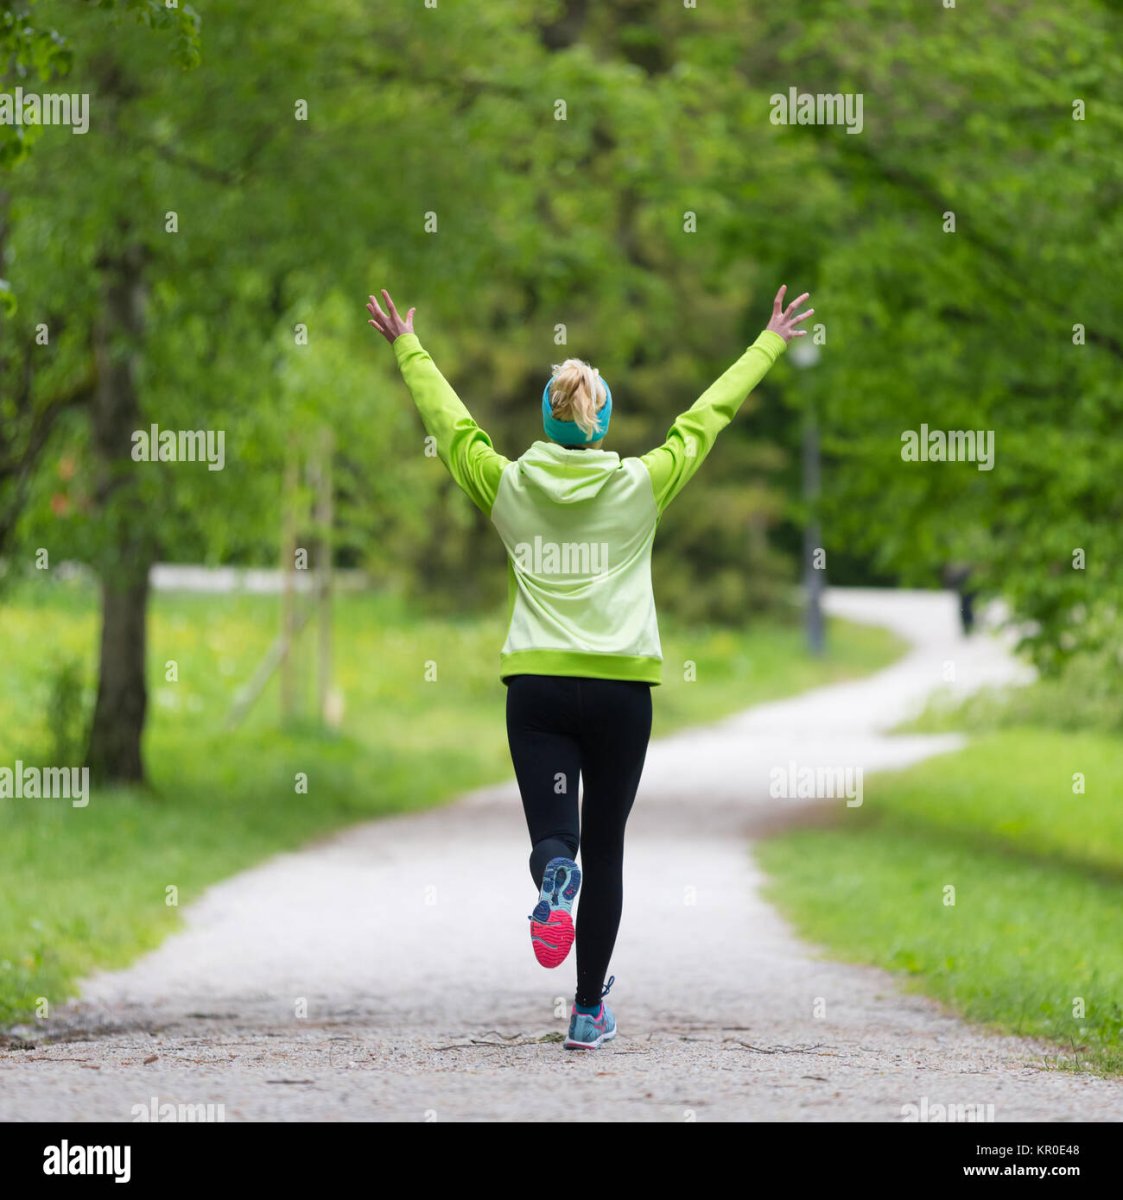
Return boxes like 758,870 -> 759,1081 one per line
280,454 -> 298,723
315,429 -> 334,725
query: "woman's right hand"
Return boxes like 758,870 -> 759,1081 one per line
766,285 -> 813,342
367,289 -> 416,346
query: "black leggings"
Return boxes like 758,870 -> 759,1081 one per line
505,674 -> 653,1007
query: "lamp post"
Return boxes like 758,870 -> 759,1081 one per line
789,338 -> 823,656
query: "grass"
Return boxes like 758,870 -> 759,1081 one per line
757,728 -> 1123,1075
0,575 -> 904,1025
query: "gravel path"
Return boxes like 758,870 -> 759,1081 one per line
3,588 -> 1119,1121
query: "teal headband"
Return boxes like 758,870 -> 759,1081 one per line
542,373 -> 612,446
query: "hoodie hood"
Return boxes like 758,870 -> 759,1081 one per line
514,440 -> 623,504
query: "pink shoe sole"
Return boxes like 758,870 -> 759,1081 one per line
530,909 -> 574,968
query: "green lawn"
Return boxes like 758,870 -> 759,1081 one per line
0,576 -> 903,1024
758,729 -> 1123,1075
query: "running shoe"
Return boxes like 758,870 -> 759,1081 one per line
564,976 -> 617,1049
528,856 -> 581,968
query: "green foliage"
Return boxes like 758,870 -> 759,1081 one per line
0,0 -> 198,168
0,1 -> 73,166
44,655 -> 90,763
754,1 -> 1123,673
1,0 -> 1119,690
102,0 -> 201,69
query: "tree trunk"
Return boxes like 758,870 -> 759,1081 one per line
85,240 -> 152,785
88,570 -> 150,782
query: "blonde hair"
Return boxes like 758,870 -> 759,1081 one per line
547,358 -> 607,439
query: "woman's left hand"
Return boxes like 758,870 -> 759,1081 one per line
367,289 -> 416,345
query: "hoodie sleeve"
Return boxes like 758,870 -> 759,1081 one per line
640,330 -> 787,515
392,332 -> 510,516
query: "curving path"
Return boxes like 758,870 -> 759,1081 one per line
3,589 -> 1119,1121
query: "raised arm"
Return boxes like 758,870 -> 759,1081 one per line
367,290 -> 509,517
640,285 -> 812,515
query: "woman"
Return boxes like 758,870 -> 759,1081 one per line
366,285 -> 812,1048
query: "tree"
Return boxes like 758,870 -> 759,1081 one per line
747,0 -> 1122,672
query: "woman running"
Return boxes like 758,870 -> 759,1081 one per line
366,285 -> 812,1048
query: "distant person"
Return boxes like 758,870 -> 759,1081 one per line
367,285 -> 812,1048
942,562 -> 978,635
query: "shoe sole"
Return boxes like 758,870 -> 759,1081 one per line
564,1026 -> 617,1050
529,858 -> 581,968
530,909 -> 574,968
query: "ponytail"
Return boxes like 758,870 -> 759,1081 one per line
546,359 -> 607,439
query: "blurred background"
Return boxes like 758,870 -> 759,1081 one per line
1,1 -> 1120,1068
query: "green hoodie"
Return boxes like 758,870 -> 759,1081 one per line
392,329 -> 788,685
